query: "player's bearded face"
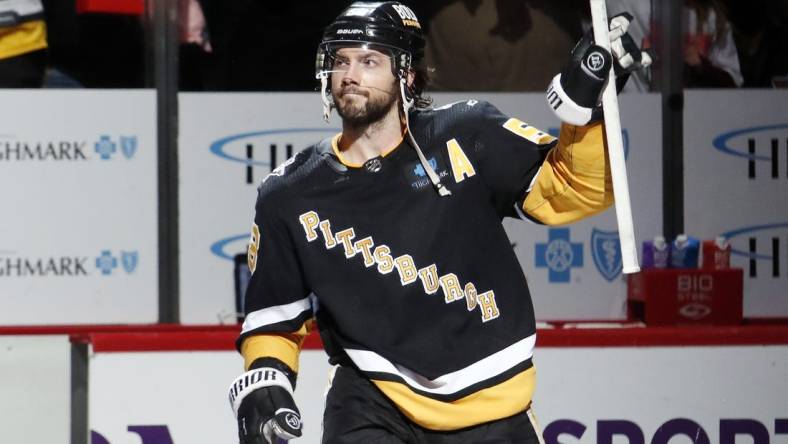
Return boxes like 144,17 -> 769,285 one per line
333,81 -> 398,126
331,47 -> 399,127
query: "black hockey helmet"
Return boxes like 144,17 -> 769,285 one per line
315,1 -> 425,80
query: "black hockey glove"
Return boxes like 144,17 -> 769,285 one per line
546,12 -> 652,126
228,360 -> 303,444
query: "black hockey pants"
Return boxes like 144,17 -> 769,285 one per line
322,365 -> 545,444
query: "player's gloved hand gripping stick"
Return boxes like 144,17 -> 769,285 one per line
228,361 -> 303,444
546,4 -> 651,273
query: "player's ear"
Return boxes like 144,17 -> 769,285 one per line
406,70 -> 415,88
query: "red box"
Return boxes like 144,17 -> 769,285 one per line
76,0 -> 144,15
627,268 -> 743,326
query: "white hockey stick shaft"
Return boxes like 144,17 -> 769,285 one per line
590,0 -> 640,273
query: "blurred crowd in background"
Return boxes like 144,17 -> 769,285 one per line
1,0 -> 787,91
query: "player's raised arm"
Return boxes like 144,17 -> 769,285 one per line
522,13 -> 651,225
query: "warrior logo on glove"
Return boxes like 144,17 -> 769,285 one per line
545,12 -> 652,126
283,411 -> 301,430
586,52 -> 607,72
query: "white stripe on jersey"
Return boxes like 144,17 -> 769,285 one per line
526,166 -> 543,193
241,297 -> 313,334
345,333 -> 536,396
515,165 -> 544,224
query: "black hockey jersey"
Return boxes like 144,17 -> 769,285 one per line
238,100 -> 612,430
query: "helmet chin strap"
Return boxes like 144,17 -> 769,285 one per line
400,77 -> 451,197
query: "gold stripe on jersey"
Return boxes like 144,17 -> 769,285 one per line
523,122 -> 613,225
371,366 -> 536,431
331,131 -> 406,168
330,133 -> 360,167
240,320 -> 312,372
0,20 -> 47,60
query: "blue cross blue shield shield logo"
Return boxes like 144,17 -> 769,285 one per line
591,229 -> 622,282
535,228 -> 583,283
413,157 -> 438,177
120,136 -> 138,159
121,251 -> 139,273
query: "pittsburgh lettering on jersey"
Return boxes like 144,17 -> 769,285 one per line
298,211 -> 501,323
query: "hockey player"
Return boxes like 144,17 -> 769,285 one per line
228,2 -> 650,443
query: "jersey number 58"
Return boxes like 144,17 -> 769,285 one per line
248,224 -> 260,273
